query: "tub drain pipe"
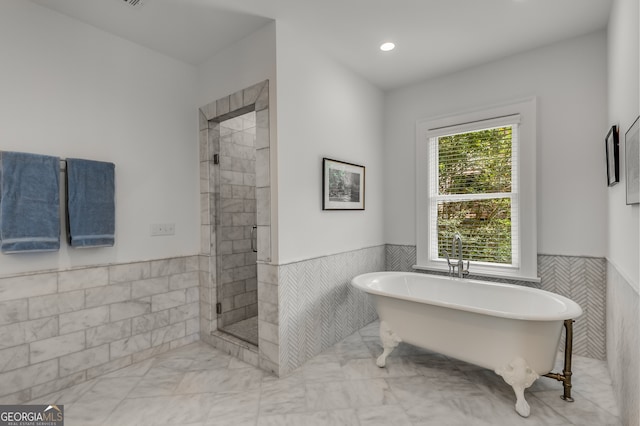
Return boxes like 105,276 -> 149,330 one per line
543,319 -> 575,402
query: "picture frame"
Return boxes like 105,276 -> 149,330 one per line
605,125 -> 619,187
322,158 -> 365,210
625,116 -> 640,205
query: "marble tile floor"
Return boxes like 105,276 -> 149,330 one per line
222,316 -> 259,346
27,321 -> 621,425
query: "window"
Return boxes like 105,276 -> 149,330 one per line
415,99 -> 538,281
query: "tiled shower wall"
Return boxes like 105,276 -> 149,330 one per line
0,256 -> 200,404
217,113 -> 258,328
198,81 -> 274,372
386,244 -> 607,360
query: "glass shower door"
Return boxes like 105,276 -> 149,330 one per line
215,111 -> 258,345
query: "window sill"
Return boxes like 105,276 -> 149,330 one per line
411,264 -> 541,284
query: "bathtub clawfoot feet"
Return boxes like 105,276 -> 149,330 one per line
495,357 -> 539,417
377,321 -> 402,367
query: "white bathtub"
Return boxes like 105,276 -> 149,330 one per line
351,271 -> 583,417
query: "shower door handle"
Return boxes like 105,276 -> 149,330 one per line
251,226 -> 258,253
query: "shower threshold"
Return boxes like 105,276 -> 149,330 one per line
220,316 -> 258,346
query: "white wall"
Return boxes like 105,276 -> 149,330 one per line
608,0 -> 640,289
196,22 -> 277,110
196,21 -> 278,261
275,22 -> 385,264
0,1 -> 200,276
384,31 -> 608,259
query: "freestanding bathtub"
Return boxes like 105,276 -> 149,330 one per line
351,271 -> 583,417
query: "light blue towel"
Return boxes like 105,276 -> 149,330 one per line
0,151 -> 61,253
66,158 -> 115,248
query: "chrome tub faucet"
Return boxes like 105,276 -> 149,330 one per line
445,233 -> 469,278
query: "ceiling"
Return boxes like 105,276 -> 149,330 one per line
30,0 -> 613,90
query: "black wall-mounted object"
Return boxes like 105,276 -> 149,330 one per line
605,125 -> 619,187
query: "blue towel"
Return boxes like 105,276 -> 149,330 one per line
0,151 -> 61,253
66,158 -> 115,248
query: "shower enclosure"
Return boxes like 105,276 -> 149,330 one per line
199,80 -> 271,365
214,111 -> 258,345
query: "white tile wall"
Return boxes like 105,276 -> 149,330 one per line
0,273 -> 57,302
0,255 -> 200,403
538,255 -> 606,360
278,246 -> 385,375
606,262 -> 639,426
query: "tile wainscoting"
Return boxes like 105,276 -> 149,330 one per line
0,244 -> 617,405
386,245 -> 607,360
606,262 -> 639,426
0,256 -> 201,404
277,246 -> 385,375
538,254 -> 606,360
258,244 -> 609,376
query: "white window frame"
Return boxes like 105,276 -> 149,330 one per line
415,98 -> 538,282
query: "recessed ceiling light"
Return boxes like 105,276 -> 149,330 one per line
380,42 -> 395,52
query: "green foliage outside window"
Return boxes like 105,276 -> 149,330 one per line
436,127 -> 513,264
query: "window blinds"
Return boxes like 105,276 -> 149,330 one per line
428,116 -> 519,267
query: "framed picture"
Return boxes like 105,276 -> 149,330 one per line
626,116 -> 640,205
323,158 -> 365,210
606,125 -> 619,186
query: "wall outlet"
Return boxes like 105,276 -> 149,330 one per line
151,223 -> 175,236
